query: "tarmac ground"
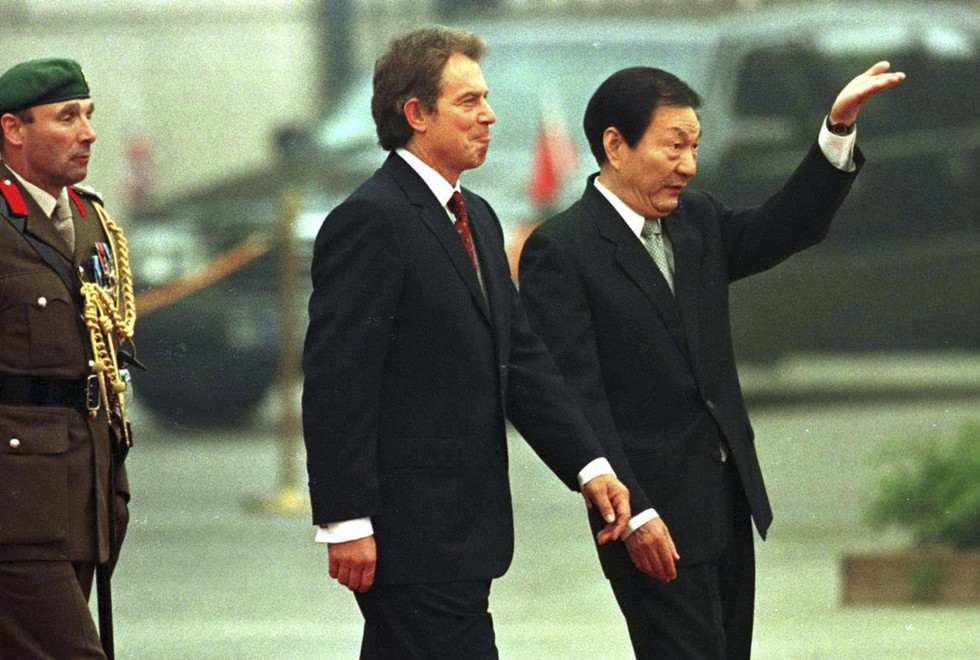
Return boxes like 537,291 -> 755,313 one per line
108,363 -> 979,659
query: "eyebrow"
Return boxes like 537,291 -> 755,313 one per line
454,86 -> 488,102
62,100 -> 94,112
667,126 -> 701,141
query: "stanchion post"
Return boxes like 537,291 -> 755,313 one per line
248,187 -> 309,515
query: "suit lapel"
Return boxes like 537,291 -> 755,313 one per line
465,193 -> 507,334
383,155 -> 491,323
664,213 -> 702,372
586,186 -> 688,355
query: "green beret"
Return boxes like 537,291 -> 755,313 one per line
0,58 -> 90,115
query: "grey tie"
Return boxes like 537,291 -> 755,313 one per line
53,196 -> 75,252
640,218 -> 674,294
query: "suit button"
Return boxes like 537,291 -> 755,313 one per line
704,399 -> 716,412
9,438 -> 21,450
37,296 -> 47,308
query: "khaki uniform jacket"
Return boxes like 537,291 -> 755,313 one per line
0,163 -> 128,564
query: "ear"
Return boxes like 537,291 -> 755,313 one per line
602,127 -> 625,170
0,113 -> 25,149
403,98 -> 430,134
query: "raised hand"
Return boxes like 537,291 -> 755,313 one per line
829,61 -> 906,127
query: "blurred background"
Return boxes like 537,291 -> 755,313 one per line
2,0 -> 978,657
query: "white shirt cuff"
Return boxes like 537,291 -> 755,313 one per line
818,116 -> 858,172
623,508 -> 660,540
314,517 -> 374,544
577,457 -> 614,488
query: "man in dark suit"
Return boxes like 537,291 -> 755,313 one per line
0,58 -> 135,658
301,27 -> 631,659
518,64 -> 905,658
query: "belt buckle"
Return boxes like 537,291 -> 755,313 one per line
85,374 -> 101,415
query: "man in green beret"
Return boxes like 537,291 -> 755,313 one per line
0,57 -> 137,659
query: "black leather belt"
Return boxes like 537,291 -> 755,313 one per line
0,375 -> 91,411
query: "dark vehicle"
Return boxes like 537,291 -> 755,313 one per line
130,3 -> 980,427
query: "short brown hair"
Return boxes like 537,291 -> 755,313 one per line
372,27 -> 485,151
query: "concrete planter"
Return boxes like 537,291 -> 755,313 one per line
841,550 -> 980,604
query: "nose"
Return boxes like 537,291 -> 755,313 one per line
480,98 -> 496,125
79,115 -> 96,144
677,148 -> 696,177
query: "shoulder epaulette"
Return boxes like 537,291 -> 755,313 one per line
70,184 -> 106,218
1,177 -> 29,216
70,183 -> 104,204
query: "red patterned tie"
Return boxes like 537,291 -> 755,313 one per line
448,191 -> 477,270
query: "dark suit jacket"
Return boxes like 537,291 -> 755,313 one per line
302,152 -> 605,585
0,163 -> 128,565
518,142 -> 863,579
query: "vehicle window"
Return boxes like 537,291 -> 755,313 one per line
734,45 -> 826,122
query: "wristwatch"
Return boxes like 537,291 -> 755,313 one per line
827,117 -> 855,136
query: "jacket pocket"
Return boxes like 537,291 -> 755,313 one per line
0,272 -> 79,369
0,405 -> 70,545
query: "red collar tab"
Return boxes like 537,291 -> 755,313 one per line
67,187 -> 87,217
1,178 -> 29,216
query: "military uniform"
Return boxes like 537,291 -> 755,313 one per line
0,59 -> 134,659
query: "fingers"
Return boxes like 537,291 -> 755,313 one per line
590,486 -> 617,525
595,494 -> 630,544
328,536 -> 377,593
831,60 -> 905,124
625,519 -> 680,583
657,540 -> 679,582
582,475 -> 623,523
604,496 -> 631,544
584,475 -> 631,543
866,60 -> 892,75
334,556 -> 375,593
596,517 -> 625,545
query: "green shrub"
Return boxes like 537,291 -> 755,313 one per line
865,422 -> 980,550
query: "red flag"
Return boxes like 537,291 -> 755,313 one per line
527,108 -> 578,208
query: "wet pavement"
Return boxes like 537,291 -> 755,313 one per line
108,384 -> 979,659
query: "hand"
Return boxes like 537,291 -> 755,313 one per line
328,535 -> 377,593
829,61 -> 906,127
110,493 -> 129,575
624,518 -> 680,583
581,474 -> 630,544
